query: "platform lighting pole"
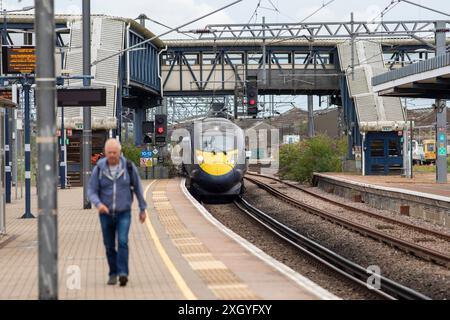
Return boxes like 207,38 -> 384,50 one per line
59,105 -> 66,189
262,16 -> 266,86
4,95 -> 11,204
2,5 -> 34,204
350,12 -> 355,81
82,0 -> 92,208
435,21 -> 448,184
307,95 -> 315,138
2,8 -> 11,204
21,80 -> 34,219
12,84 -> 19,199
35,0 -> 58,300
410,120 -> 414,179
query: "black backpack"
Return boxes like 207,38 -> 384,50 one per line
126,160 -> 135,200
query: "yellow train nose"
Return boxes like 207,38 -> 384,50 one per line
197,150 -> 236,176
200,163 -> 234,176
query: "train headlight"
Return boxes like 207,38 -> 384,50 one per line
197,155 -> 204,163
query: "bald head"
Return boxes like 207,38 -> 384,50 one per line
104,138 -> 122,165
105,138 -> 121,152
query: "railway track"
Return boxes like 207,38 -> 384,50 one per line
244,174 -> 450,268
233,197 -> 431,300
246,172 -> 450,242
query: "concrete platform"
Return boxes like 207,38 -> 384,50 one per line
0,183 -> 184,300
313,173 -> 450,228
0,178 -> 334,300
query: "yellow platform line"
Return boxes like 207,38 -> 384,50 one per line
143,181 -> 197,300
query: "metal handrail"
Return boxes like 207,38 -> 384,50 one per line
373,52 -> 450,86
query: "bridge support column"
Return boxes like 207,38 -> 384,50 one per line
134,107 -> 146,146
435,21 -> 448,184
435,100 -> 447,183
340,77 -> 361,161
307,95 -> 315,138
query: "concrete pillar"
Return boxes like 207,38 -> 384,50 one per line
307,95 -> 315,138
0,107 -> 5,235
435,21 -> 448,183
134,106 -> 146,146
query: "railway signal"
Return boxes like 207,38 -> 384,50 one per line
246,76 -> 258,116
154,114 -> 167,145
142,121 -> 154,144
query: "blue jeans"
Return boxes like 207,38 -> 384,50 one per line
99,211 -> 131,277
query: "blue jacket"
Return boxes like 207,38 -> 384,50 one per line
88,156 -> 147,213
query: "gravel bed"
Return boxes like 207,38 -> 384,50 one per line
204,203 -> 384,300
251,176 -> 450,256
282,178 -> 450,237
243,182 -> 450,300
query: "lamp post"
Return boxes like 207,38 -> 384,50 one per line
1,6 -> 35,219
35,0 -> 58,300
82,0 -> 92,209
1,6 -> 34,204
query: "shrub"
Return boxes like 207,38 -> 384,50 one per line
279,135 -> 347,184
122,143 -> 141,167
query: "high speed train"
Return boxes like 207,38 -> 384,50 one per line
181,116 -> 247,199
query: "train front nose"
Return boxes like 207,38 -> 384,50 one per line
192,167 -> 240,193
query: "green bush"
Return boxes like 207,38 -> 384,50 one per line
122,143 -> 141,167
122,144 -> 179,178
279,135 -> 347,184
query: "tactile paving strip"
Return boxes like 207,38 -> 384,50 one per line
152,180 -> 259,300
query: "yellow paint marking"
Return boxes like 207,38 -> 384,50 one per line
143,181 -> 197,300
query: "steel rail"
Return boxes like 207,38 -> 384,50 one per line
246,172 -> 450,242
244,176 -> 450,268
234,197 -> 431,300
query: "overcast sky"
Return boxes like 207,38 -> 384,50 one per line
4,0 -> 448,111
4,0 -> 450,39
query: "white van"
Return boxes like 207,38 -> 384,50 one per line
412,140 -> 425,165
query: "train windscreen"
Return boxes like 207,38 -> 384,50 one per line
201,133 -> 236,153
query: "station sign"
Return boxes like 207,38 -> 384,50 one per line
141,150 -> 153,158
0,89 -> 12,101
140,149 -> 153,168
140,158 -> 153,168
2,46 -> 36,74
57,88 -> 107,107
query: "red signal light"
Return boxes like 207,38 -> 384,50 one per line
157,127 -> 164,134
249,99 -> 256,106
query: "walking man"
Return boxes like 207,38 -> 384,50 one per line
88,138 -> 148,286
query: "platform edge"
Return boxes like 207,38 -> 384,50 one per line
179,178 -> 340,301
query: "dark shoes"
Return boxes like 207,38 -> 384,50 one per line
107,275 -> 128,286
119,275 -> 128,287
107,276 -> 117,285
